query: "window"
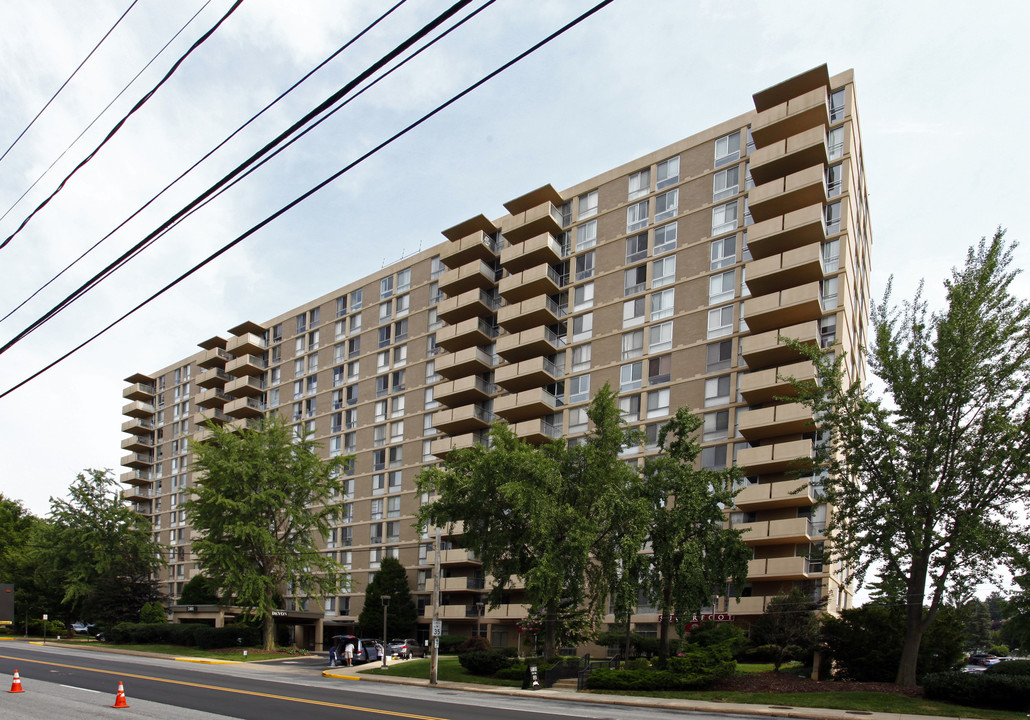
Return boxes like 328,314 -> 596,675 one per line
826,163 -> 843,197
619,394 -> 640,422
646,388 -> 670,418
391,370 -> 405,392
654,189 -> 678,222
272,323 -> 283,342
375,375 -> 389,397
309,307 -> 320,327
575,251 -> 595,281
571,343 -> 591,371
389,445 -> 403,468
649,321 -> 673,352
626,233 -> 648,263
715,131 -> 741,167
626,199 -> 649,232
622,330 -> 644,360
343,432 -> 356,453
308,329 -> 320,350
569,375 -> 590,403
707,305 -> 734,338
709,269 -> 735,304
336,296 -> 347,318
621,362 -> 643,391
648,354 -> 671,384
578,190 -> 598,219
396,268 -> 411,293
345,408 -> 357,429
828,126 -> 844,160
820,315 -> 837,348
395,294 -> 409,317
387,495 -> 401,519
423,413 -> 436,435
572,313 -> 593,342
574,282 -> 594,310
350,312 -> 362,334
704,375 -> 731,407
703,410 -> 729,442
429,281 -> 442,305
656,156 -> 679,189
652,256 -> 676,288
821,239 -> 840,273
424,386 -> 438,409
334,343 -> 346,364
374,424 -> 387,447
710,236 -> 736,270
706,340 -> 732,372
390,420 -> 404,444
394,319 -> 408,342
576,220 -> 597,250
346,385 -> 358,406
425,360 -> 439,383
296,314 -> 306,335
628,169 -> 650,199
569,406 -> 589,434
428,308 -> 441,330
713,166 -> 739,201
651,288 -> 675,321
821,277 -> 839,311
391,394 -> 405,418
351,288 -> 363,310
651,224 -> 676,258
430,255 -> 444,279
829,88 -> 845,122
347,360 -> 359,380
701,444 -> 727,469
347,336 -> 360,358
375,399 -> 387,422
824,201 -> 842,234
378,326 -> 391,348
712,201 -> 738,235
380,275 -> 394,299
623,297 -> 645,328
624,266 -> 646,296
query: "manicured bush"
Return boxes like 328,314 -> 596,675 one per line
625,658 -> 652,671
986,659 -> 1030,676
688,620 -> 747,652
922,671 -> 1030,711
103,621 -> 261,648
458,650 -> 514,676
457,636 -> 492,653
493,664 -> 526,680
736,644 -> 780,663
437,634 -> 466,653
586,641 -> 735,690
989,644 -> 1009,657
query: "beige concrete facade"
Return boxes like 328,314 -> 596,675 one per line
121,65 -> 871,649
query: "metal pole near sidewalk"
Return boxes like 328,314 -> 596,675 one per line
430,526 -> 441,685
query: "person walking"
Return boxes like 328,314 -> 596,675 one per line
344,641 -> 354,667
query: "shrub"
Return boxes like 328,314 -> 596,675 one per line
989,644 -> 1009,657
139,601 -> 167,624
688,620 -> 747,651
457,636 -> 491,653
736,644 -> 781,663
986,659 -> 1030,676
625,658 -> 652,671
922,671 -> 1030,711
458,650 -> 514,676
437,634 -> 466,653
586,641 -> 735,690
493,664 -> 526,681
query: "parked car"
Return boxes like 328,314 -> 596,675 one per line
386,638 -> 424,659
70,622 -> 95,635
359,638 -> 383,659
966,652 -> 1000,666
329,635 -> 379,664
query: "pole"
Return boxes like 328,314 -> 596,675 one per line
430,526 -> 441,685
381,594 -> 391,669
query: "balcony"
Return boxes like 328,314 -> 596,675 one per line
122,400 -> 156,418
225,396 -> 266,419
120,468 -> 152,486
748,165 -> 827,224
196,367 -> 232,389
196,387 -> 232,409
751,84 -> 830,149
513,417 -> 563,445
122,486 -> 152,503
437,288 -> 499,325
197,347 -> 232,369
439,259 -> 496,297
441,548 -> 480,565
749,125 -> 828,186
740,359 -> 816,405
440,229 -> 499,269
499,232 -> 563,274
748,556 -> 823,581
196,407 -> 230,426
735,516 -> 823,546
753,64 -> 830,113
495,356 -> 560,392
740,320 -> 819,368
501,190 -> 565,244
497,295 -> 565,333
430,430 -> 490,459
122,382 -> 155,401
434,404 -> 494,435
225,374 -> 266,398
122,417 -> 155,435
437,317 -> 498,353
746,204 -> 827,260
496,326 -> 565,363
725,595 -> 770,615
736,438 -> 814,475
121,452 -> 153,469
226,331 -> 267,357
738,402 -> 815,442
494,387 -> 562,423
225,354 -> 267,377
435,376 -> 496,407
441,576 -> 487,592
483,603 -> 531,620
734,477 -> 818,511
435,346 -> 496,380
743,281 -> 823,333
745,243 -> 824,296
121,434 -> 154,452
498,264 -> 562,304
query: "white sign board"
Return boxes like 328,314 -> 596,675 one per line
431,619 -> 442,637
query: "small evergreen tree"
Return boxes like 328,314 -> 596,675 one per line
358,557 -> 418,638
139,601 -> 167,624
750,588 -> 823,671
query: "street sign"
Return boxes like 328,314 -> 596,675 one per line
431,619 -> 442,637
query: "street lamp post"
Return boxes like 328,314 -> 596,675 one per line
381,594 -> 391,669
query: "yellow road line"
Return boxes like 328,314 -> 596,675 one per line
0,654 -> 447,719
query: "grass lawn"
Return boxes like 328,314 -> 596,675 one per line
363,656 -> 521,687
41,638 -> 301,662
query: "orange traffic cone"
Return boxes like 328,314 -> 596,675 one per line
8,669 -> 24,693
111,681 -> 129,708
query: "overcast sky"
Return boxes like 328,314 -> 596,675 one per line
1,1 -> 1028,593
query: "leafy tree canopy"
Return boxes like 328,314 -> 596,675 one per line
358,557 -> 418,639
751,588 -> 824,671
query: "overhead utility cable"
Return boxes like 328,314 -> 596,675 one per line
0,0 -> 408,326
0,0 -> 139,167
0,0 -> 214,228
0,0 -> 245,250
0,0 -> 472,354
0,0 -> 616,401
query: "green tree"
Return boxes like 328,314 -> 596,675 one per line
0,495 -> 52,631
750,588 -> 824,671
790,231 -> 1030,686
179,574 -> 221,605
35,470 -> 165,628
1000,574 -> 1030,651
358,557 -> 418,639
416,384 -> 646,657
187,414 -> 349,650
964,599 -> 992,651
139,601 -> 167,624
639,408 -> 751,660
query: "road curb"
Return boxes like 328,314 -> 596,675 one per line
322,670 -> 363,680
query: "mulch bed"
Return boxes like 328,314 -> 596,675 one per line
713,670 -> 924,697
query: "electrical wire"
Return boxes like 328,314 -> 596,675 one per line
0,0 -> 616,401
0,0 -> 472,355
0,0 -> 409,326
0,0 -> 139,167
0,0 -> 245,250
0,0 -> 215,228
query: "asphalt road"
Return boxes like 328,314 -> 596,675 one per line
0,642 -> 753,720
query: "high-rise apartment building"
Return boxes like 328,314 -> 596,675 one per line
121,65 -> 871,648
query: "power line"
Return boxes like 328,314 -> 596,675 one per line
0,0 -> 139,167
0,0 -> 472,355
0,0 -> 245,251
0,0 -> 617,401
0,0 -> 409,327
0,0 -> 215,229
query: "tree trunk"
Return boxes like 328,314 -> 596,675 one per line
658,578 -> 673,661
623,612 -> 632,669
544,606 -> 556,658
262,614 -> 275,651
896,601 -> 924,686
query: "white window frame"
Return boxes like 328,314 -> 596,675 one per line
715,131 -> 741,167
656,156 -> 679,189
653,222 -> 677,255
709,269 -> 736,305
628,169 -> 650,200
578,190 -> 598,219
651,256 -> 676,288
712,201 -> 738,235
713,166 -> 739,201
651,288 -> 675,321
707,305 -> 734,339
626,199 -> 649,233
654,189 -> 678,223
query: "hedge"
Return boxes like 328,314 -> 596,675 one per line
985,659 -> 1030,676
922,671 -> 1030,711
458,650 -> 514,676
586,642 -> 736,691
105,622 -> 261,649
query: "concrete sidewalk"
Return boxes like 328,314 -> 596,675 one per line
323,662 -> 968,720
